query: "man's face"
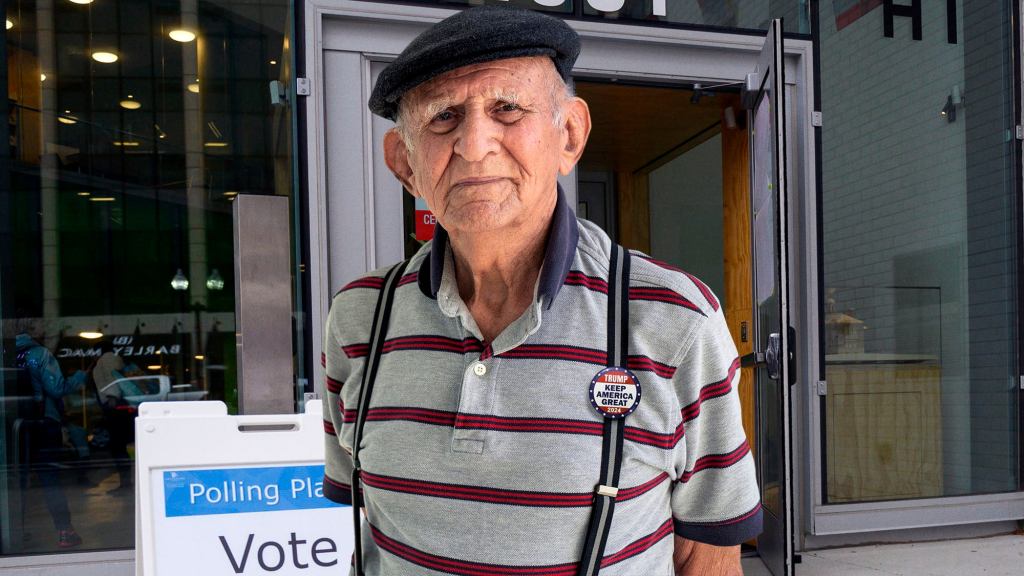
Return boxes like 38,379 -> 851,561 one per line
385,56 -> 586,236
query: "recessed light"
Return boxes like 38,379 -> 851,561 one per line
270,60 -> 277,65
194,355 -> 205,360
187,82 -> 200,94
79,331 -> 104,339
169,29 -> 196,42
77,192 -> 91,197
40,73 -> 47,82
6,19 -> 13,30
89,196 -> 117,202
58,115 -> 77,125
92,51 -> 118,64
204,142 -> 228,147
146,365 -> 162,371
112,141 -> 139,147
120,94 -> 141,110
68,0 -> 95,4
223,191 -> 239,197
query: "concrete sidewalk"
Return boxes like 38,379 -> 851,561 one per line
741,533 -> 1024,575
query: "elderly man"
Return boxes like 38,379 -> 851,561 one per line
321,6 -> 760,576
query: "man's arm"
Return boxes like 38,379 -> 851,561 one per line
673,537 -> 742,576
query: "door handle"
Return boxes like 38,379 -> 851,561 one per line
765,333 -> 781,380
740,352 -> 765,367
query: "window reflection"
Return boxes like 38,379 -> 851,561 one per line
3,0 -> 293,555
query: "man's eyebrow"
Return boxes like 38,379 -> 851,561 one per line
422,96 -> 454,121
419,88 -> 523,118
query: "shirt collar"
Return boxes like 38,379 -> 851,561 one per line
417,184 -> 579,310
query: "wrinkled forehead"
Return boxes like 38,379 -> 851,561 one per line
402,56 -> 557,112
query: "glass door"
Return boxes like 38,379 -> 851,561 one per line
743,18 -> 795,576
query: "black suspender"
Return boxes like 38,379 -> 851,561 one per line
348,245 -> 632,576
577,243 -> 631,576
351,260 -> 407,576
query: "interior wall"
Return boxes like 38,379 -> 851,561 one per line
648,133 -> 726,301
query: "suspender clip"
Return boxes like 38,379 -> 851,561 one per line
595,484 -> 619,498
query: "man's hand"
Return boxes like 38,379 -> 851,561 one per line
673,536 -> 742,576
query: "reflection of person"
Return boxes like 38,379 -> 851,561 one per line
93,341 -> 139,494
14,326 -> 85,548
321,7 -> 759,575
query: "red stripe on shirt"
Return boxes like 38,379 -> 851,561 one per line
342,408 -> 682,449
368,518 -> 672,576
678,441 -> 751,484
359,470 -> 668,508
680,357 -> 740,423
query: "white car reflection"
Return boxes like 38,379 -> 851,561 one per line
98,376 -> 209,407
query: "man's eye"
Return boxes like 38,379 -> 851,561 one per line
432,110 -> 456,123
496,102 -> 522,113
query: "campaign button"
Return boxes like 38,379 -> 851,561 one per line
589,367 -> 641,419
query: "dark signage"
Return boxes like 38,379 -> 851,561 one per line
881,0 -> 957,44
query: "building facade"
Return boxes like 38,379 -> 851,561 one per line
0,1 -> 1020,574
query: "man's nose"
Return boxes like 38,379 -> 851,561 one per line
453,109 -> 501,162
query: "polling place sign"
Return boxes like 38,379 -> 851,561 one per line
135,401 -> 353,575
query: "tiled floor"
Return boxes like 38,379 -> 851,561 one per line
742,533 -> 1024,575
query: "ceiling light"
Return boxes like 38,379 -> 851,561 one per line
204,142 -> 228,148
112,141 -> 139,147
194,355 -> 205,360
169,29 -> 196,42
92,51 -> 118,64
120,94 -> 141,110
187,82 -> 200,93
222,191 -> 239,197
79,331 -> 104,339
89,196 -> 117,202
40,73 -> 47,82
270,60 -> 277,65
68,0 -> 95,4
58,114 -> 78,125
6,19 -> 13,30
147,365 -> 162,371
77,192 -> 91,197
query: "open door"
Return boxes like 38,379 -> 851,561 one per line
742,18 -> 795,576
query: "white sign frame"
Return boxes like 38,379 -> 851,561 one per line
135,401 -> 352,576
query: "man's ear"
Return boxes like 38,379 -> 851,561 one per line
558,97 -> 592,176
384,128 -> 417,194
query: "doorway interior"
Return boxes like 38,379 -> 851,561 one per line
574,77 -> 759,548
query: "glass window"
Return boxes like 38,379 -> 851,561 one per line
2,0 -> 296,555
819,1 -> 1019,503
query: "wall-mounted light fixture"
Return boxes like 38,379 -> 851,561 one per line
940,85 -> 963,123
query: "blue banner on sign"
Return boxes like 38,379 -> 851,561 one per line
163,465 -> 345,517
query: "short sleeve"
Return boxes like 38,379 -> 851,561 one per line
322,299 -> 355,505
669,309 -> 762,545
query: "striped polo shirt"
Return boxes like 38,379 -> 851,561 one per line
322,189 -> 762,575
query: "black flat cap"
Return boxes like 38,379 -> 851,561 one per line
368,6 -> 580,121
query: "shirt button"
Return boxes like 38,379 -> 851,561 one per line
472,363 -> 487,377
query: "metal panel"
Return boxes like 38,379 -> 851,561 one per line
233,195 -> 295,414
812,492 -> 1024,535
